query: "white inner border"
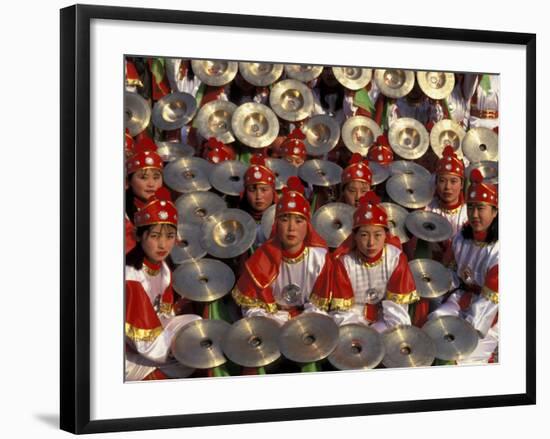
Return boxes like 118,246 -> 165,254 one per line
90,18 -> 527,421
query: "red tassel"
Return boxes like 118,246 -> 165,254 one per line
134,136 -> 157,154
285,176 -> 305,195
470,169 -> 484,184
358,191 -> 380,206
154,187 -> 172,202
442,145 -> 455,157
288,127 -> 306,140
250,153 -> 266,167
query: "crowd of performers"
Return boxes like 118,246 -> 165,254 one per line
124,57 -> 499,381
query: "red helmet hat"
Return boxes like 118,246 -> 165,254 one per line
280,128 -> 307,160
244,153 -> 277,188
133,187 -> 178,228
342,153 -> 373,186
126,137 -> 163,175
466,169 -> 498,207
204,137 -> 236,164
352,191 -> 388,229
435,145 -> 465,178
367,134 -> 394,166
275,176 -> 311,220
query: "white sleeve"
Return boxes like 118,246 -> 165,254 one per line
428,290 -> 464,320
464,295 -> 498,338
243,307 -> 290,326
381,300 -> 411,328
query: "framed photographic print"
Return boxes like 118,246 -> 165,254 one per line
60,4 -> 536,434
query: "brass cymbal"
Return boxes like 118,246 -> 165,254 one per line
196,100 -> 237,144
279,313 -> 339,363
312,202 -> 355,248
231,102 -> 280,148
389,160 -> 432,182
422,315 -> 479,361
405,210 -> 453,242
264,158 -> 298,190
200,208 -> 257,258
430,119 -> 466,159
382,325 -> 436,368
260,203 -> 277,240
124,92 -> 151,136
191,59 -> 238,86
269,79 -> 314,122
284,64 -> 324,83
155,141 -> 195,162
465,160 -> 498,185
342,116 -> 382,156
327,323 -> 385,370
171,319 -> 230,369
222,316 -> 282,367
332,66 -> 373,90
371,162 -> 391,185
386,174 -> 434,209
159,361 -> 196,379
408,259 -> 452,299
152,92 -> 197,131
239,62 -> 284,86
175,191 -> 226,226
462,127 -> 498,162
163,157 -> 212,193
298,159 -> 343,187
303,114 -> 341,156
389,118 -> 430,160
380,202 -> 409,244
416,71 -> 455,100
171,222 -> 207,263
209,160 -> 248,196
173,258 -> 235,302
374,69 -> 415,99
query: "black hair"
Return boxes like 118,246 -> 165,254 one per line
125,183 -> 138,223
461,211 -> 499,243
125,224 -> 177,271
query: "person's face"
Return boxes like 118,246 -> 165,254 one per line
130,168 -> 163,202
284,155 -> 305,168
436,174 -> 463,205
246,183 -> 274,212
276,213 -> 308,252
343,180 -> 370,207
139,224 -> 177,264
467,203 -> 497,233
355,224 -> 386,259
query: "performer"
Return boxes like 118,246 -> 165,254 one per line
125,138 -> 165,254
330,191 -> 419,331
427,169 -> 499,364
202,137 -> 236,164
463,73 -> 500,131
125,188 -> 201,381
366,134 -> 394,167
231,177 -> 332,324
280,127 -> 307,168
340,153 -> 373,208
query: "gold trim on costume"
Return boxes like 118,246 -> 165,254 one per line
473,240 -> 489,248
159,302 -> 173,315
127,78 -> 144,87
439,203 -> 463,215
481,287 -> 499,304
231,287 -> 278,313
125,322 -> 162,342
386,289 -> 420,305
245,263 -> 278,290
358,248 -> 385,268
143,265 -> 161,276
330,297 -> 355,311
283,246 -> 309,264
309,293 -> 331,311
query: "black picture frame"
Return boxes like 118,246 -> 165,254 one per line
60,4 -> 536,434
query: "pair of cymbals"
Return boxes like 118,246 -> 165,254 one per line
408,259 -> 452,299
386,173 -> 434,209
465,160 -> 498,185
342,116 -> 383,156
279,313 -> 339,363
209,160 -> 248,196
416,71 -> 455,100
231,102 -> 280,148
375,69 -> 415,99
405,210 -> 453,242
370,162 -> 391,185
462,127 -> 498,162
430,119 -> 466,158
389,118 -> 430,160
328,323 -> 385,370
173,258 -> 235,302
172,319 -> 231,369
191,60 -> 238,86
382,325 -> 435,368
332,67 -> 373,90
298,159 -> 343,187
164,157 -> 212,193
155,141 -> 194,162
285,64 -> 324,82
303,115 -> 340,156
312,202 -> 355,248
422,315 -> 479,361
389,160 -> 432,182
170,222 -> 207,263
196,100 -> 237,144
124,92 -> 151,136
200,208 -> 257,258
380,202 -> 409,244
152,92 -> 197,131
239,62 -> 284,86
269,79 -> 314,122
175,191 -> 226,226
264,158 -> 298,190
